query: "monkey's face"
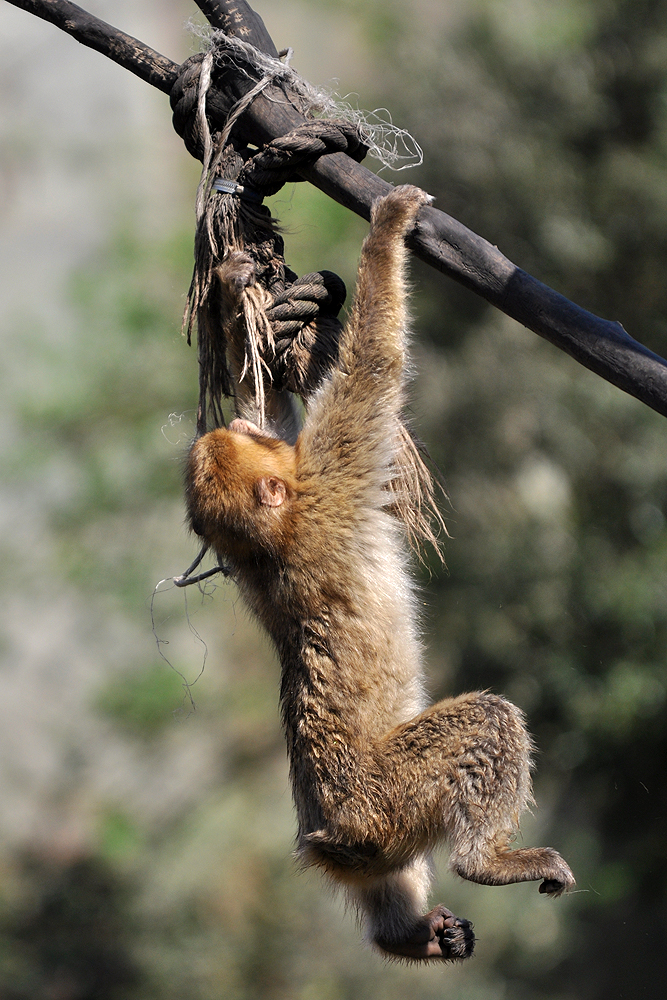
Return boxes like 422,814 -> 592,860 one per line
185,424 -> 297,561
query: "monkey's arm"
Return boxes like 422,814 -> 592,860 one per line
297,186 -> 431,493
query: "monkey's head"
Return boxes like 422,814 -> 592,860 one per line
185,419 -> 297,561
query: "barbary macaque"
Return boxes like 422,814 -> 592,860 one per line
184,185 -> 574,960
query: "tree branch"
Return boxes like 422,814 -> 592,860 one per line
192,0 -> 278,56
8,0 -> 667,416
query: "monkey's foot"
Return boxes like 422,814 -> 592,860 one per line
536,849 -> 576,897
454,846 -> 575,897
538,866 -> 576,897
376,905 -> 475,962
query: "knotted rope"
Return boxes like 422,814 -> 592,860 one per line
170,37 -> 365,435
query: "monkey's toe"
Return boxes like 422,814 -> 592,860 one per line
376,904 -> 475,962
430,905 -> 475,960
538,857 -> 576,897
539,874 -> 575,897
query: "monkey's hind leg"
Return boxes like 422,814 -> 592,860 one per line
442,694 -> 576,896
378,692 -> 575,898
451,833 -> 575,897
351,856 -> 475,962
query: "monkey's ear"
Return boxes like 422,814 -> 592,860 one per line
256,476 -> 287,508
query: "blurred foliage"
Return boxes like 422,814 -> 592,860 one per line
3,0 -> 667,998
0,856 -> 142,1000
96,664 -> 191,737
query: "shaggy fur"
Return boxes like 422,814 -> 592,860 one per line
185,185 -> 574,961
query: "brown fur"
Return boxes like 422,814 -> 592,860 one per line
185,185 -> 574,961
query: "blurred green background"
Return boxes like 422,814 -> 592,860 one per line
1,0 -> 667,997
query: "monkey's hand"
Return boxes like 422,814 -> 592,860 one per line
369,183 -> 433,241
376,905 -> 475,962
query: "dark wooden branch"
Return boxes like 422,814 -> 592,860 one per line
193,0 -> 279,57
8,0 -> 667,417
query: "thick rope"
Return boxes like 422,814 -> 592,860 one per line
241,121 -> 367,196
171,31 -> 423,170
268,271 -> 344,394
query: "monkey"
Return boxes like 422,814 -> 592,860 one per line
184,184 -> 575,961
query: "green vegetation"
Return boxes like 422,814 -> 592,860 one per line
96,664 -> 191,737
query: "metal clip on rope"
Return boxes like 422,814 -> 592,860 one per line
212,178 -> 264,203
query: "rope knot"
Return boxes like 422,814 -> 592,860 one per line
170,52 -> 208,160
